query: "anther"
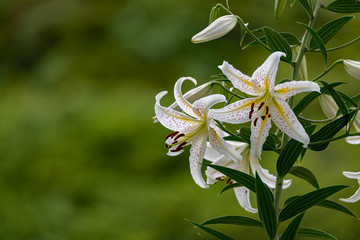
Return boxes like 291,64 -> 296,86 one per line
174,133 -> 185,141
268,114 -> 271,118
249,103 -> 255,119
258,102 -> 265,110
226,178 -> 232,184
170,142 -> 187,152
254,118 -> 258,126
266,106 -> 269,115
165,131 -> 179,140
261,116 -> 266,120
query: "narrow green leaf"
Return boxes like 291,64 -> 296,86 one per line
321,81 -> 349,115
209,6 -> 221,23
279,212 -> 305,240
299,22 -> 327,64
297,0 -> 313,18
198,233 -> 209,240
352,93 -> 360,105
309,16 -> 354,50
188,221 -> 235,240
202,216 -> 263,228
279,185 -> 348,222
275,0 -> 289,18
256,174 -> 277,239
317,199 -> 358,219
263,27 -> 293,63
277,126 -> 315,177
300,125 -> 317,161
289,166 -> 320,189
220,183 -> 243,195
325,0 -> 360,13
297,227 -> 337,240
309,110 -> 357,151
238,127 -> 251,144
281,33 -> 301,45
293,91 -> 321,115
338,90 -> 359,108
207,164 -> 256,193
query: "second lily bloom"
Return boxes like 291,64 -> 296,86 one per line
209,52 -> 320,158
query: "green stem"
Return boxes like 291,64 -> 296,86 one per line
310,36 -> 360,52
273,175 -> 283,238
312,59 -> 344,82
308,132 -> 360,146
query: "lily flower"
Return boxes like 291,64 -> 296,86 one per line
205,138 -> 291,213
154,77 -> 241,188
344,59 -> 360,80
209,52 -> 320,158
340,171 -> 360,203
191,15 -> 237,44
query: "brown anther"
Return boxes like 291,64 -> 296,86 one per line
266,106 -> 269,115
268,114 -> 271,118
249,103 -> 255,119
261,115 -> 266,120
254,118 -> 258,126
258,102 -> 265,110
165,144 -> 169,148
165,131 -> 179,140
226,178 -> 232,184
174,133 -> 185,141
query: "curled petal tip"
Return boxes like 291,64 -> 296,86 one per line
155,91 -> 168,103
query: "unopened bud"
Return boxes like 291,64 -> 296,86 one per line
191,15 -> 237,44
319,94 -> 338,119
344,60 -> 360,80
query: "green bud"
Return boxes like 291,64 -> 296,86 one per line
274,0 -> 288,19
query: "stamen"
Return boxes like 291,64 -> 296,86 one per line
266,106 -> 269,115
226,178 -> 232,184
254,118 -> 258,126
268,114 -> 271,118
249,103 -> 255,119
165,131 -> 179,140
170,142 -> 187,152
261,115 -> 266,120
165,144 -> 169,148
258,102 -> 265,110
174,133 -> 185,141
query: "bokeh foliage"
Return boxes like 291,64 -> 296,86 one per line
0,0 -> 359,239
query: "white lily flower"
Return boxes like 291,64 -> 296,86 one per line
205,139 -> 291,213
344,59 -> 360,80
155,77 -> 241,188
209,52 -> 320,158
191,15 -> 237,44
340,171 -> 360,203
319,94 -> 338,119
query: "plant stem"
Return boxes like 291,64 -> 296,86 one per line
273,175 -> 284,239
312,59 -> 344,82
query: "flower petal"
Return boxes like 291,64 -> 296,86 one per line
343,171 -> 360,179
205,155 -> 235,185
218,61 -> 260,96
249,156 -> 291,189
209,97 -> 262,124
270,98 -> 309,146
189,131 -> 209,188
251,52 -> 285,94
346,136 -> 360,145
208,127 -> 242,163
274,81 -> 320,100
250,113 -> 272,159
204,143 -> 223,162
192,94 -> 226,117
174,77 -> 199,118
155,91 -> 201,132
340,187 -> 360,203
344,59 -> 360,80
234,187 -> 258,213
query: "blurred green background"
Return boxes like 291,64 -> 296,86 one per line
0,0 -> 360,239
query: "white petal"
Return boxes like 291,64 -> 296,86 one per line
251,52 -> 285,94
346,136 -> 360,145
174,77 -> 199,118
191,15 -> 237,43
209,97 -> 262,124
204,143 -> 223,162
274,81 -> 320,100
218,61 -> 260,96
234,187 -> 258,213
205,156 -> 235,185
189,131 -> 209,188
250,113 -> 272,159
208,127 -> 242,163
344,59 -> 360,80
270,98 -> 309,146
343,171 -> 360,179
340,187 -> 360,203
249,157 -> 291,189
192,94 -> 226,117
319,94 -> 338,119
155,91 -> 201,132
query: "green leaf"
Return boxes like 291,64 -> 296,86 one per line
209,5 -> 221,23
198,233 -> 209,240
220,183 -> 243,195
293,91 -> 321,115
317,199 -> 358,219
275,0 -> 289,18
276,125 -> 315,177
297,0 -> 313,18
297,227 -> 337,240
255,174 -> 277,240
279,185 -> 348,222
207,164 -> 256,193
325,0 -> 360,13
299,22 -> 327,64
263,27 -> 292,63
321,81 -> 349,115
202,216 -> 263,228
281,33 -> 301,45
338,90 -> 359,108
309,16 -> 354,50
289,166 -> 320,189
309,110 -> 357,151
279,212 -> 305,240
188,221 -> 235,240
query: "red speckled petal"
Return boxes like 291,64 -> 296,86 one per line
250,114 -> 272,159
189,130 -> 209,188
219,61 -> 260,96
274,81 -> 320,100
251,52 -> 285,94
270,98 -> 309,146
174,77 -> 199,118
192,94 -> 226,117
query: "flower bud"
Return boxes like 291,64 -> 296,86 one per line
319,94 -> 338,119
191,15 -> 237,44
344,59 -> 360,80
